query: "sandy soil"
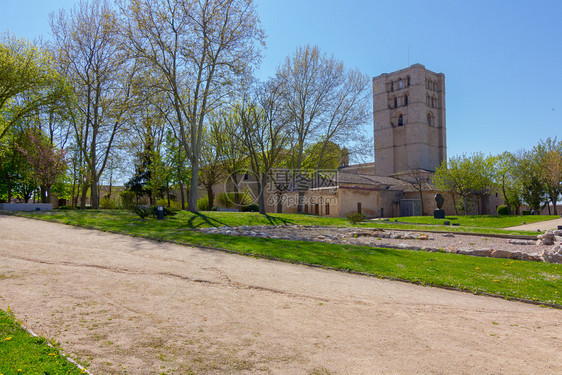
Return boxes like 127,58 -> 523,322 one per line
0,215 -> 561,374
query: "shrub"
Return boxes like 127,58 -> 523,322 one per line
497,205 -> 509,215
241,203 -> 259,212
522,210 -> 532,215
132,205 -> 150,219
149,205 -> 177,218
216,191 -> 252,208
347,212 -> 366,224
156,198 -> 182,211
100,197 -> 117,209
120,190 -> 136,209
197,196 -> 212,211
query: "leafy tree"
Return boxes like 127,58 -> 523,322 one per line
513,150 -> 546,213
493,152 -> 522,214
533,137 -> 562,215
120,0 -> 265,212
18,129 -> 67,203
432,153 -> 495,215
0,34 -> 67,141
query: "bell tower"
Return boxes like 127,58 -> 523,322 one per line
373,64 -> 446,176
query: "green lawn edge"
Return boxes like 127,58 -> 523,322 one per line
0,309 -> 86,374
11,210 -> 562,307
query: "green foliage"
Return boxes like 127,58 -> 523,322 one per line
149,205 -> 177,218
197,196 -> 212,211
100,197 -> 117,209
241,203 -> 260,212
132,205 -> 150,219
522,210 -> 532,215
119,190 -> 136,209
496,205 -> 509,215
216,191 -> 252,208
346,212 -> 366,224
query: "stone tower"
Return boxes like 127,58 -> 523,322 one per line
373,64 -> 446,176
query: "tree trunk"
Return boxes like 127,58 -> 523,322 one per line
451,192 -> 458,215
80,182 -> 88,209
188,163 -> 199,212
180,182 -> 185,210
207,185 -> 214,210
257,176 -> 266,214
91,175 -> 99,209
551,195 -> 558,215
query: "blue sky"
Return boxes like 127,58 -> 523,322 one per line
2,0 -> 561,160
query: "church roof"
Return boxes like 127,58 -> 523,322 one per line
337,172 -> 411,190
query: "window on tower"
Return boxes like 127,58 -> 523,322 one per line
391,81 -> 394,91
403,94 -> 408,106
427,112 -> 433,126
393,96 -> 397,108
407,76 -> 410,86
398,114 -> 404,126
398,79 -> 403,89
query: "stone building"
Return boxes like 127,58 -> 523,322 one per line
373,64 -> 447,176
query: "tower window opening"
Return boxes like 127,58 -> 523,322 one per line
398,114 -> 404,126
390,81 -> 394,91
407,76 -> 410,86
403,94 -> 408,106
393,96 -> 397,108
427,112 -> 433,126
398,79 -> 403,89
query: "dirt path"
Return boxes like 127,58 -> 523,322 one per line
506,217 -> 562,232
0,215 -> 560,374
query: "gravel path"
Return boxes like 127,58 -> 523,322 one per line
506,217 -> 562,232
0,215 -> 561,374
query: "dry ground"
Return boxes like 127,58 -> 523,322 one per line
0,215 -> 560,374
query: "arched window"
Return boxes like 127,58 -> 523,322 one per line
426,94 -> 430,106
432,95 -> 437,108
403,94 -> 408,106
427,112 -> 433,126
407,76 -> 410,86
393,96 -> 397,108
398,114 -> 404,126
398,79 -> 403,89
390,81 -> 394,91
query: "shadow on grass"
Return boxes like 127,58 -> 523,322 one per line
263,214 -> 293,226
187,212 -> 230,228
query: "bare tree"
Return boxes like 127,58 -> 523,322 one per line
236,80 -> 289,214
276,45 -> 371,212
120,0 -> 265,212
50,0 -> 136,208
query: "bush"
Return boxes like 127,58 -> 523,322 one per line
522,210 -> 532,215
497,205 -> 509,215
100,197 -> 117,209
197,196 -> 211,211
347,212 -> 366,224
156,198 -> 182,211
216,191 -> 252,208
132,205 -> 150,219
241,203 -> 259,212
120,190 -> 136,209
149,205 -> 177,217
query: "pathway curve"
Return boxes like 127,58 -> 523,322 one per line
506,216 -> 562,232
0,215 -> 560,374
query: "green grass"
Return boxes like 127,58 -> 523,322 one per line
14,210 -> 562,306
394,215 -> 560,229
0,309 -> 84,374
19,210 -> 548,236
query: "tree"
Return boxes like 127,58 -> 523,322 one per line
50,0 -> 136,208
276,45 -> 371,211
120,0 -> 265,212
432,153 -> 495,215
493,152 -> 522,214
514,150 -> 547,213
18,129 -> 67,203
0,34 -> 67,141
534,138 -> 562,215
236,80 -> 289,214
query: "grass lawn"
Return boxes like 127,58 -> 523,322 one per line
393,215 -> 561,228
14,210 -> 562,306
20,209 -> 550,236
0,309 -> 84,374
